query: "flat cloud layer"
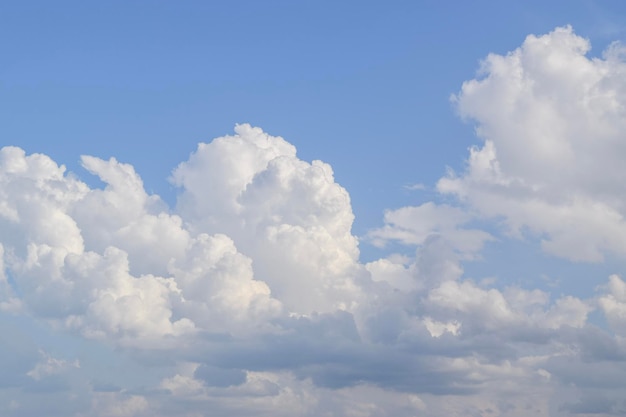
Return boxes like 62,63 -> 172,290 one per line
2,26 -> 626,417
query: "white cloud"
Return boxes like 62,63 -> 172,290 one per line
367,202 -> 494,258
0,115 -> 625,417
172,124 -> 363,313
0,140 -> 291,347
598,274 -> 626,336
440,25 -> 626,262
423,317 -> 461,338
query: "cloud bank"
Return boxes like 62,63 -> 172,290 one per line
2,26 -> 626,417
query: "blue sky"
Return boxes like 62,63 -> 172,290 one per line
3,1 -> 626,416
6,0 -> 624,225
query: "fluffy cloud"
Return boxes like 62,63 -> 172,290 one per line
172,124 -> 364,313
2,98 -> 626,416
0,144 -> 288,346
367,202 -> 494,258
440,25 -> 626,262
598,274 -> 626,336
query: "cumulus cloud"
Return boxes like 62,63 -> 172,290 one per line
172,124 -> 363,314
1,105 -> 626,415
598,274 -> 626,336
367,202 -> 494,258
440,25 -> 626,262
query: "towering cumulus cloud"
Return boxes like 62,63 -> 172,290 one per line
3,27 -> 626,417
171,124 -> 363,313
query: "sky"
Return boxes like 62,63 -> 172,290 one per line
3,1 -> 626,416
